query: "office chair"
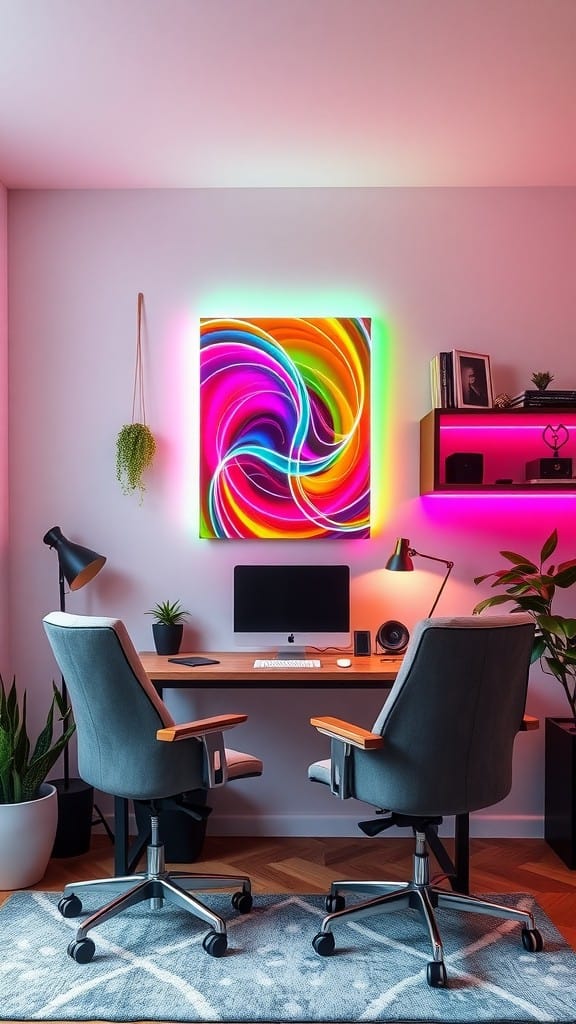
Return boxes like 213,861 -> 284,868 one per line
308,615 -> 543,987
43,612 -> 263,963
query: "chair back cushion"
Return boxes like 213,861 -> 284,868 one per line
43,612 -> 205,800
352,615 -> 535,816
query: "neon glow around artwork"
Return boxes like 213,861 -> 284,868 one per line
199,316 -> 371,539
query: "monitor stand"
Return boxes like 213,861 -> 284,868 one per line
276,646 -> 307,660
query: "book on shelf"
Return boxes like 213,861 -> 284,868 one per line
509,389 -> 576,408
429,351 -> 455,408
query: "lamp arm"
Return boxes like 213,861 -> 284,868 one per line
410,550 -> 454,618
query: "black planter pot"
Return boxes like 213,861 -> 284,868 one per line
134,790 -> 208,862
51,777 -> 94,857
152,623 -> 183,655
544,716 -> 576,869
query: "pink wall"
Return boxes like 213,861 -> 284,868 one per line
0,184 -> 7,670
6,186 -> 576,836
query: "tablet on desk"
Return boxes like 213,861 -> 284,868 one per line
167,656 -> 221,667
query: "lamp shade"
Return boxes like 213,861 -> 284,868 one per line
385,537 -> 414,573
43,527 -> 106,591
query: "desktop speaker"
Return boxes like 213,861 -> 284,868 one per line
376,620 -> 410,654
353,630 -> 371,656
445,452 -> 483,484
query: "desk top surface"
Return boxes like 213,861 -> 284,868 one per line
139,651 -> 402,686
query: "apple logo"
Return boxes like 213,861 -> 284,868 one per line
288,633 -> 295,644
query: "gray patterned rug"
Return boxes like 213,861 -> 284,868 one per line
1,890 -> 575,1022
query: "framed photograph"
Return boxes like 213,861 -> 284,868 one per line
453,350 -> 493,409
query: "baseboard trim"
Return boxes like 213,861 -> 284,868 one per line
96,812 -> 544,840
177,814 -> 545,839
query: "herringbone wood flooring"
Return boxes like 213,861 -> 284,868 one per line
3,834 -> 575,944
2,835 -> 575,1023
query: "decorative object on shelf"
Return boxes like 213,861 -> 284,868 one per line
0,674 -> 75,888
445,451 -> 483,484
146,599 -> 190,655
43,526 -> 108,856
473,529 -> 576,868
453,350 -> 493,409
531,371 -> 554,391
381,538 -> 455,651
493,392 -> 512,408
116,293 -> 157,502
525,424 -> 572,481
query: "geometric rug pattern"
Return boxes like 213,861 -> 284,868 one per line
1,891 -> 576,1022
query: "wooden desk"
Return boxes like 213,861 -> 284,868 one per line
139,651 -> 403,690
116,651 -> 470,892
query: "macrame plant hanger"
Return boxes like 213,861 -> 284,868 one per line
115,292 -> 157,501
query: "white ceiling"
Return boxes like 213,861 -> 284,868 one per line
1,0 -> 575,190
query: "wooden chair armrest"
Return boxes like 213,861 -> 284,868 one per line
521,714 -> 539,731
157,713 -> 248,743
310,715 -> 384,750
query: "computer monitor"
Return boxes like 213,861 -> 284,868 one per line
233,564 -> 351,657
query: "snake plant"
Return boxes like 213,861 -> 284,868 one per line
0,675 -> 76,804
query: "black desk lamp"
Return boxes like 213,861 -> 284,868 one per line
377,537 -> 454,654
43,526 -> 107,855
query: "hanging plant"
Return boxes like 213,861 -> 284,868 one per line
115,292 -> 157,501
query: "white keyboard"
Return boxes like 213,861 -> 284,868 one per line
253,659 -> 321,669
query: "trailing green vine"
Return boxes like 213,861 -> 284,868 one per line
115,292 -> 157,501
116,422 -> 156,498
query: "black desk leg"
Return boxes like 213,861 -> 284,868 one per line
114,796 -> 129,875
454,813 -> 470,894
113,796 -> 151,876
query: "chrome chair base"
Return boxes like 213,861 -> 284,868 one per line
58,817 -> 252,962
312,831 -> 543,986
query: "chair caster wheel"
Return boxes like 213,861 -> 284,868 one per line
58,894 -> 83,918
231,890 -> 253,913
325,893 -> 345,913
426,960 -> 447,987
202,930 -> 228,957
313,931 -> 335,956
67,938 -> 95,963
522,927 -> 544,952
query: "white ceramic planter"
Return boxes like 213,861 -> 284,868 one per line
0,782 -> 58,890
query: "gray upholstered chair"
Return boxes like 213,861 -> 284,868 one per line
308,614 -> 543,987
43,612 -> 262,963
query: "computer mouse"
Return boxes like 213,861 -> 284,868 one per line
337,658 -> 352,668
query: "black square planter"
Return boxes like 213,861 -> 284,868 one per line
545,717 -> 576,869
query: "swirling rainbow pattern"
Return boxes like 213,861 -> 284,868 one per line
199,316 -> 371,539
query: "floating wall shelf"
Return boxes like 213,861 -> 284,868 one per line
420,408 -> 576,495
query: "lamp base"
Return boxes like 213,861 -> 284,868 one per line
51,778 -> 94,857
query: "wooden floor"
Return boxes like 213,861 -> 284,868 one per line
3,833 -> 575,951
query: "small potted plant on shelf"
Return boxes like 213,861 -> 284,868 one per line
0,676 -> 76,888
146,600 -> 190,655
531,371 -> 555,391
472,528 -> 576,868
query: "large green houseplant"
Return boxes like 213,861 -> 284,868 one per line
473,528 -> 576,868
473,529 -> 576,719
0,675 -> 76,887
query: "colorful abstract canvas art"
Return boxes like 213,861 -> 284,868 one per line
199,316 -> 371,539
